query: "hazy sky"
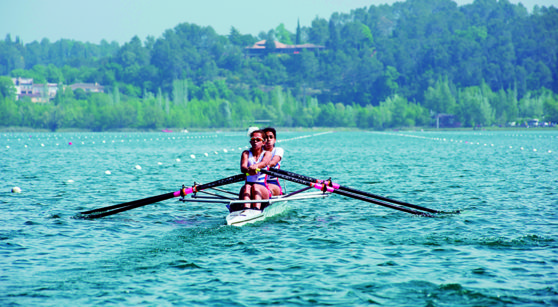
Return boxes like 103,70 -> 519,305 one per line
1,0 -> 555,45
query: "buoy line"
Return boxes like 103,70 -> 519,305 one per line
375,131 -> 554,154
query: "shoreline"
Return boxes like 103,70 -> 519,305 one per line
0,126 -> 556,133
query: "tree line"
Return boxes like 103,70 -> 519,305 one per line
1,0 -> 557,131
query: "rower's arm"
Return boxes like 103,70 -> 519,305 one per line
258,151 -> 272,168
240,150 -> 250,174
269,154 -> 282,168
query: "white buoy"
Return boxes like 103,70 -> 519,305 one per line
135,165 -> 142,170
41,143 -> 45,147
204,153 -> 208,157
6,145 -> 9,149
158,162 -> 163,165
176,158 -> 181,162
533,149 -> 537,152
11,187 -> 21,193
214,151 -> 218,155
190,154 -> 196,159
105,170 -> 111,175
67,180 -> 75,183
223,149 -> 228,153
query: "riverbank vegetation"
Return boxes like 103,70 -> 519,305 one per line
1,0 -> 557,131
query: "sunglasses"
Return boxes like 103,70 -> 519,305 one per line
250,137 -> 264,142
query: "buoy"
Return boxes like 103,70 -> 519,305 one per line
69,142 -> 73,145
41,144 -> 45,147
135,165 -> 142,170
190,154 -> 196,159
223,149 -> 228,153
6,145 -> 9,149
176,158 -> 181,162
158,162 -> 163,165
67,180 -> 75,183
105,170 -> 111,175
204,153 -> 208,157
11,187 -> 21,193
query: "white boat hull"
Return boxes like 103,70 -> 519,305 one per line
225,191 -> 329,226
225,202 -> 287,226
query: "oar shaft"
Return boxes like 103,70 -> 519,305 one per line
270,168 -> 441,214
80,173 -> 246,219
261,168 -> 434,217
81,192 -> 177,218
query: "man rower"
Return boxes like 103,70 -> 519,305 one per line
263,127 -> 284,197
238,129 -> 272,211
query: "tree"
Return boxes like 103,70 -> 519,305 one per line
0,76 -> 15,99
296,19 -> 301,45
424,76 -> 456,114
275,23 -> 293,44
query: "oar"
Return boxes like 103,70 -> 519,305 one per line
269,167 -> 456,214
258,168 -> 435,217
79,174 -> 246,219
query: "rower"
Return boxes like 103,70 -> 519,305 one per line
263,127 -> 284,197
237,129 -> 272,211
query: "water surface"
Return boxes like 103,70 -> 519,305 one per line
1,130 -> 557,306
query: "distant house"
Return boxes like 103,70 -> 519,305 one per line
11,79 -> 105,102
69,83 -> 105,93
12,77 -> 58,102
245,40 -> 325,57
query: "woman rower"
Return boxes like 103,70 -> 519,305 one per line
263,127 -> 284,197
238,129 -> 272,210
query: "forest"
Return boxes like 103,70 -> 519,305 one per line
0,0 -> 557,131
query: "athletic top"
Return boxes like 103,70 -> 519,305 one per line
246,150 -> 268,184
267,147 -> 284,182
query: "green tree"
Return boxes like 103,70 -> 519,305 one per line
424,76 -> 456,114
0,76 -> 16,99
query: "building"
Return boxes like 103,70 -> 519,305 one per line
244,40 -> 325,57
12,77 -> 59,103
69,83 -> 105,93
10,78 -> 105,102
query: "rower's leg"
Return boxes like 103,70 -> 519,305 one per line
269,183 -> 281,196
240,184 -> 252,209
252,184 -> 270,210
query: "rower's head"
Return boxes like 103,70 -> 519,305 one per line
249,130 -> 265,147
263,127 -> 276,149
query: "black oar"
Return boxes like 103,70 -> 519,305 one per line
269,167 -> 456,214
259,168 -> 435,217
79,173 -> 246,219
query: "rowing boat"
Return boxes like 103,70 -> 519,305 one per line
180,186 -> 330,226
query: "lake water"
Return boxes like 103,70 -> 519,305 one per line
1,130 -> 557,306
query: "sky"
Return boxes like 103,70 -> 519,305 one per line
1,0 -> 556,45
